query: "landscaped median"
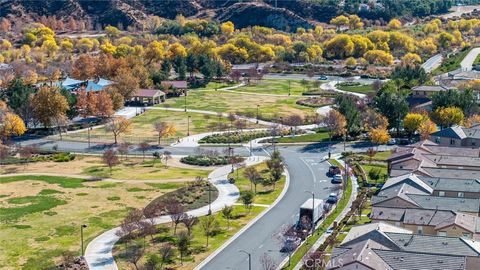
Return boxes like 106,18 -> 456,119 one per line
282,158 -> 353,270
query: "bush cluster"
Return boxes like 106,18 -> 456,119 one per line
180,155 -> 228,166
200,131 -> 271,144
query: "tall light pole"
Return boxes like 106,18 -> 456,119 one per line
304,191 -> 315,235
207,178 -> 212,215
184,90 -> 187,112
187,115 -> 191,136
238,250 -> 252,270
256,105 -> 259,124
80,224 -> 87,256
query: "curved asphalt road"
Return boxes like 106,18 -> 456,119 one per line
16,137 -> 388,269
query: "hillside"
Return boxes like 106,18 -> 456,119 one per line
0,0 -> 454,31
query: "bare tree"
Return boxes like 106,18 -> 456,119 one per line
117,142 -> 131,160
200,215 -> 218,247
176,231 -> 191,264
102,149 -> 120,174
159,243 -> 174,269
162,150 -> 172,167
166,199 -> 185,234
222,205 -> 234,230
244,166 -> 262,193
181,214 -> 198,236
260,253 -> 277,270
126,244 -> 144,270
138,141 -> 150,161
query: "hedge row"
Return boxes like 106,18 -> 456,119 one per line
180,155 -> 228,166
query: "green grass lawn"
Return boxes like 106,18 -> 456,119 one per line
162,86 -> 317,123
82,160 -> 210,180
0,175 -> 181,269
61,109 -> 265,144
113,205 -> 264,270
361,163 -> 388,184
274,129 -> 330,143
356,151 -> 392,162
337,83 -> 375,94
228,162 -> 285,205
232,79 -> 323,96
193,81 -> 236,91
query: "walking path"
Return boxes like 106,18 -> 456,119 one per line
289,154 -> 359,270
320,81 -> 367,98
421,54 -> 443,73
460,47 -> 480,71
84,156 -> 267,270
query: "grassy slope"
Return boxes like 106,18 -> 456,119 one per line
336,83 -> 375,94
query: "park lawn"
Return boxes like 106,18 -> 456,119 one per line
192,81 -> 236,91
233,79 -> 322,96
356,150 -> 392,162
228,162 -> 286,205
337,83 -> 375,94
161,89 -> 317,123
0,175 -> 178,269
82,159 -> 210,181
113,205 -> 264,270
275,130 -> 330,143
61,109 -> 266,145
362,164 -> 388,184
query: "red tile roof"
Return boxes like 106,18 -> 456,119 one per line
135,89 -> 165,97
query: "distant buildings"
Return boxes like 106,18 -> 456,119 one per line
328,223 -> 480,270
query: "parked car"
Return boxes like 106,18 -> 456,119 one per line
280,236 -> 301,253
387,138 -> 396,145
327,193 -> 338,204
328,165 -> 341,176
317,75 -> 328,80
332,174 -> 343,184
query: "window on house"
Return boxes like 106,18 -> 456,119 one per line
458,192 -> 465,198
450,139 -> 456,145
439,191 -> 445,197
463,233 -> 472,239
473,141 -> 476,146
438,231 -> 447,237
417,226 -> 423,234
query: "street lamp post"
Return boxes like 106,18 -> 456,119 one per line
256,105 -> 259,124
87,127 -> 92,148
304,191 -> 315,235
208,179 -> 212,215
187,115 -> 191,136
238,250 -> 252,270
80,224 -> 87,256
184,90 -> 187,112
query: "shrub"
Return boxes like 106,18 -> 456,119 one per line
199,130 -> 291,144
368,168 -> 382,182
180,155 -> 228,166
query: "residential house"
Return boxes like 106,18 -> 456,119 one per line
411,85 -> 456,98
431,124 -> 480,147
386,140 -> 480,178
328,223 -> 480,270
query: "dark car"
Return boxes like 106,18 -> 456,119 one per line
328,165 -> 341,176
317,75 -> 328,80
326,193 -> 338,204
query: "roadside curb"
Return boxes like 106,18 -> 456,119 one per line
194,165 -> 291,269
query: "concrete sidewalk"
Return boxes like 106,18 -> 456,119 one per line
321,81 -> 367,98
84,156 -> 267,270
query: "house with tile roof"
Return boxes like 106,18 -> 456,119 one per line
328,223 -> 480,270
386,140 -> 480,178
430,124 -> 480,147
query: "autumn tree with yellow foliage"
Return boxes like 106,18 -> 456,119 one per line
154,121 -> 177,145
105,117 -> 132,144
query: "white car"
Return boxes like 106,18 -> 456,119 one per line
332,174 -> 343,183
